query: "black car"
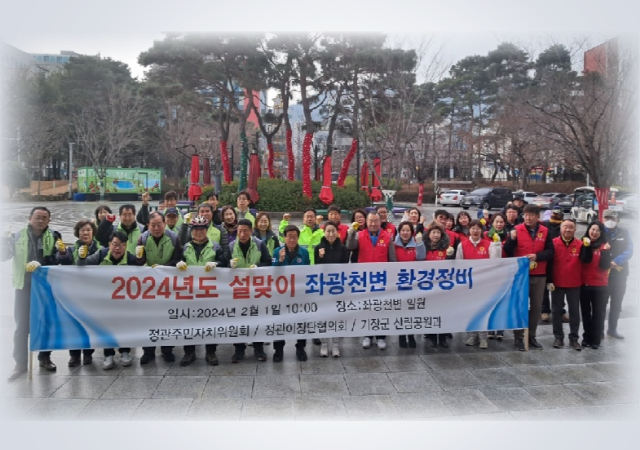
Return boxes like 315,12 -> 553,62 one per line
461,187 -> 513,210
557,194 -> 574,213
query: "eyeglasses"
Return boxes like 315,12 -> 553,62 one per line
110,242 -> 125,248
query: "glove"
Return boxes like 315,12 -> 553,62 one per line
55,239 -> 66,253
25,261 -> 41,272
414,232 -> 423,244
547,283 -> 555,292
204,261 -> 217,272
492,233 -> 501,242
249,264 -> 257,269
582,237 -> 591,247
135,245 -> 145,258
230,258 -> 238,269
176,261 -> 187,271
78,245 -> 89,259
510,229 -> 517,240
446,247 -> 454,256
184,212 -> 192,224
529,261 -> 538,270
479,218 -> 486,226
106,214 -> 116,223
151,264 -> 159,268
348,222 -> 359,234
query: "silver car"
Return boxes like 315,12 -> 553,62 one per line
439,189 -> 468,206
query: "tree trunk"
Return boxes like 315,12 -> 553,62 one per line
238,131 -> 249,192
220,141 -> 231,183
266,140 -> 275,179
594,187 -> 610,223
302,133 -> 313,199
417,183 -> 424,206
286,128 -> 294,181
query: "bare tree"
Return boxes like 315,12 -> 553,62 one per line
72,84 -> 145,199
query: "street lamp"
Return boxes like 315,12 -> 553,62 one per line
68,142 -> 75,200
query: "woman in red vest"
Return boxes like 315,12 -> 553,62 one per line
393,221 -> 426,348
423,222 -> 455,348
349,209 -> 367,263
579,221 -> 612,349
456,220 -> 492,349
453,211 -> 471,242
485,213 -> 508,339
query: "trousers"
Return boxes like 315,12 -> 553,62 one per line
607,272 -> 627,332
580,285 -> 609,346
551,287 -> 581,340
513,276 -> 546,339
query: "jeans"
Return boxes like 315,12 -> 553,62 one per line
607,272 -> 627,332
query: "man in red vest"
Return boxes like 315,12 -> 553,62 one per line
346,211 -> 396,349
434,209 -> 460,257
546,219 -> 583,351
504,204 -> 554,351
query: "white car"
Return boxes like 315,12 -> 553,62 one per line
439,190 -> 469,206
512,190 -> 537,204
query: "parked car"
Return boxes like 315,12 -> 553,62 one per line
531,193 -> 565,210
439,189 -> 469,206
557,194 -> 574,213
512,190 -> 538,204
618,193 -> 638,218
461,187 -> 513,210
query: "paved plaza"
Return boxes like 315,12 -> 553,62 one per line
0,201 -> 638,422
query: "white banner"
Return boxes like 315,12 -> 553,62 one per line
30,258 -> 530,351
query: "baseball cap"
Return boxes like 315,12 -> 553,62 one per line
165,207 -> 179,216
513,193 -> 524,200
551,208 -> 563,216
602,209 -> 618,218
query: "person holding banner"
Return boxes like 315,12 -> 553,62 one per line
272,225 -> 315,362
314,221 -> 350,357
349,209 -> 367,263
434,210 -> 460,258
229,218 -> 272,363
394,221 -> 426,348
135,211 -> 183,364
96,204 -> 144,257
579,221 -> 612,350
423,222 -> 455,348
456,220 -> 493,349
346,211 -> 397,350
56,219 -> 101,366
177,215 -> 228,366
272,224 -> 311,361
279,207 -> 324,265
253,212 -> 280,255
77,230 -> 140,369
2,207 -> 62,379
504,204 -> 554,351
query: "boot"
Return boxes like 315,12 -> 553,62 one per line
399,335 -> 408,348
438,335 -> 448,348
408,335 -> 416,348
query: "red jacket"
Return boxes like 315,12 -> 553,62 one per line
381,222 -> 397,238
582,248 -> 609,287
445,229 -> 458,246
552,237 -> 582,288
426,248 -> 449,261
513,223 -> 549,275
358,229 -> 392,263
335,222 -> 349,243
395,245 -> 417,262
460,238 -> 491,259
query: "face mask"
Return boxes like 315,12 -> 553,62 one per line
604,220 -> 616,229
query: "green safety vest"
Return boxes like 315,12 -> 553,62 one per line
71,240 -> 99,264
163,210 -> 184,230
12,228 -> 56,290
206,224 -> 221,245
183,241 -> 216,266
117,222 -> 142,255
231,237 -> 262,268
99,250 -> 130,265
235,208 -> 255,226
141,231 -> 177,266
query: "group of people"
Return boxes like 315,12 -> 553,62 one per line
2,189 -> 633,380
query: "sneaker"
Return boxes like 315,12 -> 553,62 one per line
180,352 -> 196,366
479,339 -> 488,349
553,338 -> 564,348
162,352 -> 175,363
569,340 -> 582,351
514,338 -> 525,351
487,331 -> 496,340
273,350 -> 283,362
331,345 -> 340,358
496,332 -> 504,341
466,336 -> 479,346
205,353 -> 219,366
120,352 -> 133,367
231,351 -> 245,364
607,330 -> 625,340
312,338 -> 322,345
320,343 -> 329,357
377,339 -> 387,350
541,313 -> 551,322
254,349 -> 267,361
362,337 -> 371,349
296,348 -> 308,362
102,356 -> 115,370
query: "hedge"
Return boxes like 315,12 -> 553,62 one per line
200,179 -> 371,211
